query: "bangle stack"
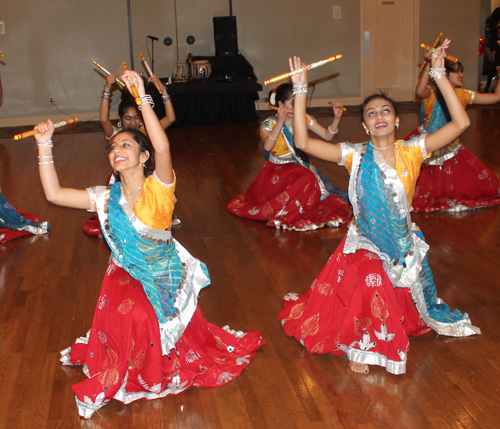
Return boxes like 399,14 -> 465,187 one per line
101,90 -> 111,102
138,94 -> 154,110
429,68 -> 446,81
268,134 -> 278,141
162,95 -> 171,103
328,125 -> 339,135
38,155 -> 54,165
292,82 -> 308,98
37,140 -> 53,147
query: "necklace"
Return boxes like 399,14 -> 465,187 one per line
124,184 -> 143,199
371,141 -> 396,150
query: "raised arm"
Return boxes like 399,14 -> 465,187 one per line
471,74 -> 500,103
33,120 -> 91,209
308,102 -> 343,141
148,75 -> 176,129
122,70 -> 173,185
261,106 -> 287,151
424,40 -> 470,153
290,57 -> 342,163
100,73 -> 117,138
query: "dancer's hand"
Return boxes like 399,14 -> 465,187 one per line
277,106 -> 288,124
289,56 -> 310,84
122,69 -> 145,96
431,38 -> 450,69
34,119 -> 55,142
105,73 -> 117,88
148,74 -> 163,88
331,102 -> 344,120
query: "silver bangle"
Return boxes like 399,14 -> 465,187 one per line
37,155 -> 54,159
101,97 -> 110,102
38,161 -> 54,165
429,68 -> 446,81
162,95 -> 171,103
328,125 -> 338,134
138,94 -> 154,110
160,87 -> 167,93
102,91 -> 111,96
268,134 -> 278,141
37,140 -> 53,147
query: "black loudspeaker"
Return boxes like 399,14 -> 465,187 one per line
213,16 -> 238,56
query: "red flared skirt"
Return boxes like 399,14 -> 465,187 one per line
62,262 -> 265,418
279,237 -> 430,374
227,161 -> 352,231
405,128 -> 500,212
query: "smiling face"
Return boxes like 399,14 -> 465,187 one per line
448,70 -> 463,88
120,107 -> 141,129
108,131 -> 149,174
362,97 -> 399,137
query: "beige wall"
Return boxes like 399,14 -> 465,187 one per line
0,0 -> 482,125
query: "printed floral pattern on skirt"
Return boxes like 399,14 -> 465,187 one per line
279,237 -> 430,374
61,262 -> 264,418
227,161 -> 352,231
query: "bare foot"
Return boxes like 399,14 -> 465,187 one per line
349,361 -> 369,374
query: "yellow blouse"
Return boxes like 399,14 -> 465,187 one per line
261,114 -> 315,157
133,171 -> 176,230
422,87 -> 474,121
341,139 -> 430,205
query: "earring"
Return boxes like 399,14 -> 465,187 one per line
365,129 -> 370,135
396,122 -> 399,129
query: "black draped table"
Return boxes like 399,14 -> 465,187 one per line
155,55 -> 262,127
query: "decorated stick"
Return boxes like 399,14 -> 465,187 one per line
122,62 -> 142,106
92,60 -> 126,87
140,53 -> 162,93
327,101 -> 347,111
420,43 -> 458,63
13,118 -> 79,140
264,54 -> 343,86
419,32 -> 443,72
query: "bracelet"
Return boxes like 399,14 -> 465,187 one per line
38,161 -> 54,165
328,125 -> 338,135
429,68 -> 446,81
37,155 -> 54,159
160,87 -> 167,93
268,135 -> 278,141
104,87 -> 111,91
37,140 -> 53,147
292,82 -> 308,98
102,91 -> 111,96
162,95 -> 171,103
101,97 -> 110,102
138,94 -> 154,110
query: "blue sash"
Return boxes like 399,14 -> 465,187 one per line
420,94 -> 448,134
102,183 -> 199,324
356,143 -> 470,325
0,191 -> 49,233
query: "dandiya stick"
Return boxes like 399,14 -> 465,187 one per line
92,60 -> 126,87
420,43 -> 458,63
122,62 -> 142,106
140,53 -> 162,93
13,118 -> 79,140
327,101 -> 347,111
264,54 -> 342,86
268,104 -> 346,112
419,33 -> 442,72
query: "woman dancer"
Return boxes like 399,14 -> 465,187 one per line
280,44 -> 479,376
84,73 -> 178,237
409,55 -> 500,212
34,70 -> 264,418
227,83 -> 352,231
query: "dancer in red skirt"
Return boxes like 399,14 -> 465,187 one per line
227,83 -> 352,231
408,51 -> 500,212
280,45 -> 479,376
34,70 -> 264,418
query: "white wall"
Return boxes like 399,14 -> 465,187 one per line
0,0 -> 482,126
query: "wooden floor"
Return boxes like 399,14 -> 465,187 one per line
0,106 -> 499,429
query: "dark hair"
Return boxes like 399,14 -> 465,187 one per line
110,128 -> 154,180
269,83 -> 293,106
360,92 -> 400,121
446,60 -> 464,75
118,95 -> 139,120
